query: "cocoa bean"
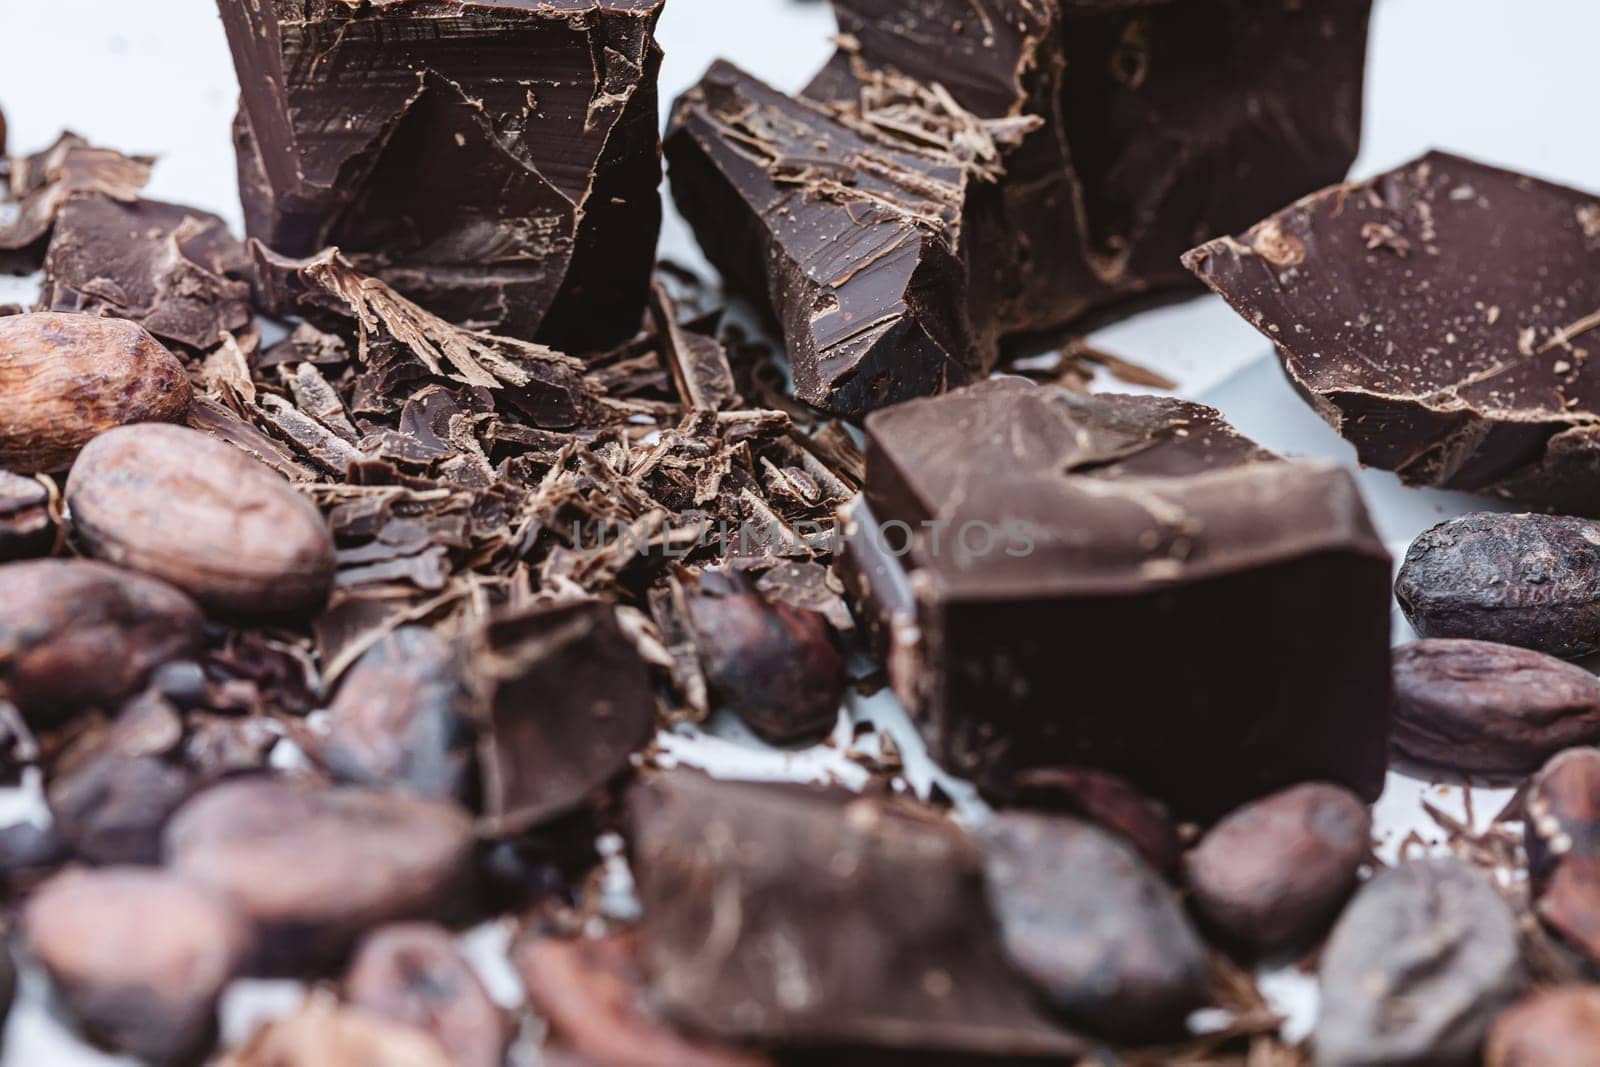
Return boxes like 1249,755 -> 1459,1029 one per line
686,571 -> 845,745
1527,748 -> 1600,880
980,812 -> 1210,1041
0,559 -> 204,726
1007,766 -> 1182,877
1537,856 -> 1600,970
322,628 -> 475,803
1392,639 -> 1600,773
24,866 -> 250,1064
343,923 -> 508,1067
1317,859 -> 1526,1065
1397,512 -> 1600,658
1488,987 -> 1600,1066
66,423 -> 335,618
0,470 -> 60,561
1186,782 -> 1370,954
163,777 -> 475,972
47,752 -> 195,866
0,312 -> 190,473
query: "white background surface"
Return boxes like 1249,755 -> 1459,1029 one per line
0,0 -> 1595,1060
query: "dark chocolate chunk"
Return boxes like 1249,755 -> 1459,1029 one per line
40,194 -> 251,350
1186,152 -> 1600,515
1317,859 -> 1526,1066
839,376 -> 1392,819
1397,512 -> 1600,658
1005,767 -> 1181,878
0,133 -> 152,255
980,812 -> 1209,1041
1527,748 -> 1600,880
219,0 -> 666,351
628,771 -> 1086,1059
471,600 -> 656,835
1185,782 -> 1370,953
24,866 -> 251,1065
1392,639 -> 1600,774
344,923 -> 509,1067
163,778 -> 476,973
1488,988 -> 1600,1067
321,627 -> 476,804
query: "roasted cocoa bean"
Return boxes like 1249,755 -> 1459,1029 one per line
1185,782 -> 1370,953
1488,987 -> 1600,1066
1397,513 -> 1600,658
1007,766 -> 1182,877
47,752 -> 195,866
1537,857 -> 1600,969
343,923 -> 508,1067
1317,859 -> 1526,1065
66,423 -> 335,618
686,571 -> 845,745
0,559 -> 204,726
24,866 -> 250,1064
981,812 -> 1210,1041
0,312 -> 190,473
0,470 -> 60,561
229,1001 -> 455,1067
0,821 -> 71,891
322,628 -> 475,803
1527,748 -> 1600,880
163,777 -> 475,972
1392,639 -> 1600,773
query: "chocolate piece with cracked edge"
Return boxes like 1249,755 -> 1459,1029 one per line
1186,152 -> 1600,515
837,376 -> 1391,819
666,62 -> 999,418
219,0 -> 665,351
628,771 -> 1088,1060
808,0 -> 1371,335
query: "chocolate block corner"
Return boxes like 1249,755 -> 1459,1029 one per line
838,377 -> 1392,820
219,0 -> 666,352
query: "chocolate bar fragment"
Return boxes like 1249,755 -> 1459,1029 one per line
1186,152 -> 1600,516
838,377 -> 1391,820
628,771 -> 1087,1060
219,0 -> 666,351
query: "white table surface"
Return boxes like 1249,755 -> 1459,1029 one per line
0,0 -> 1596,1060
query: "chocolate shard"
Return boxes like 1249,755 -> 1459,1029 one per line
838,376 -> 1392,819
40,193 -> 252,350
471,599 -> 657,835
811,0 -> 1370,331
0,133 -> 153,254
628,771 -> 1087,1060
219,0 -> 666,351
666,61 -> 1002,417
1186,152 -> 1600,514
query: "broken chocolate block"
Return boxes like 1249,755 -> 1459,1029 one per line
0,134 -> 152,256
1186,152 -> 1600,516
219,0 -> 666,350
472,599 -> 656,835
629,771 -> 1086,1059
838,376 -> 1392,819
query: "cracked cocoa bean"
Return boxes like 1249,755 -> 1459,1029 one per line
1397,513 -> 1600,658
1488,987 -> 1600,1066
981,812 -> 1210,1041
0,312 -> 191,473
1317,859 -> 1526,1065
24,866 -> 250,1064
1526,748 -> 1600,881
1392,639 -> 1600,773
1186,782 -> 1370,953
0,559 -> 204,727
67,422 -> 335,618
1007,766 -> 1182,877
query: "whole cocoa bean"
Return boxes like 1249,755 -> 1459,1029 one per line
1317,859 -> 1526,1066
1527,748 -> 1600,880
0,559 -> 204,726
47,752 -> 195,866
163,777 -> 475,972
1007,766 -> 1182,877
0,470 -> 60,561
343,923 -> 508,1067
1488,987 -> 1600,1066
0,312 -> 190,472
229,1001 -> 454,1067
1397,513 -> 1600,658
67,423 -> 335,618
980,812 -> 1209,1041
1186,782 -> 1370,953
1392,640 -> 1600,773
686,571 -> 845,745
322,628 -> 475,803
1537,857 -> 1600,969
24,866 -> 251,1064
